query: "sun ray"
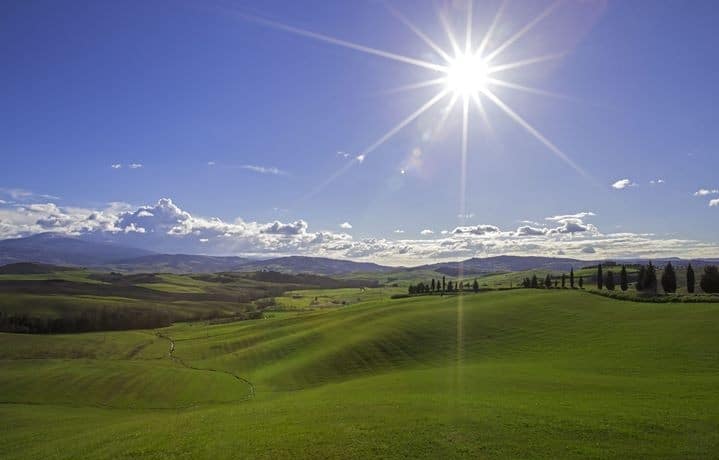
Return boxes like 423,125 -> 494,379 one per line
471,92 -> 492,132
301,89 -> 450,201
438,8 -> 462,57
362,89 -> 450,158
476,0 -> 507,58
487,78 -> 567,99
381,77 -> 447,95
464,0 -> 474,54
487,52 -> 566,74
301,158 -> 360,202
385,4 -> 453,63
484,0 -> 563,64
435,92 -> 461,134
235,12 -> 447,73
459,96 -> 470,221
482,88 -> 587,177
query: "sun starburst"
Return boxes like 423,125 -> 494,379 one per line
231,0 -> 587,200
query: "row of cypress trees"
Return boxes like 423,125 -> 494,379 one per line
595,262 -> 719,294
522,268 -> 585,289
408,276 -> 480,295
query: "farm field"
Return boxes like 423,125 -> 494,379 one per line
1,289 -> 718,459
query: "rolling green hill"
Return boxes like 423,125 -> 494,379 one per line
1,289 -> 718,458
0,268 -> 379,333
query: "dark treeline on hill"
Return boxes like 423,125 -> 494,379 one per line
517,262 -> 719,295
0,308 -> 172,334
408,276 -> 480,295
592,261 -> 719,295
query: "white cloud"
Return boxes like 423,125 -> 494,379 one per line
516,225 -> 547,236
260,220 -> 308,235
452,225 -> 500,236
694,189 -> 719,196
545,212 -> 595,222
394,229 -> 405,234
207,161 -> 216,166
710,199 -> 719,207
128,163 -> 143,169
420,229 -> 434,235
612,179 -> 636,190
649,179 -> 665,185
1,199 -> 719,265
356,154 -> 366,163
0,188 -> 60,202
111,164 -> 122,169
340,222 -> 353,229
337,151 -> 350,159
240,164 -> 288,176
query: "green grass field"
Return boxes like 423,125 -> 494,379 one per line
1,289 -> 718,458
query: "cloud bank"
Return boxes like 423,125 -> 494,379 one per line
0,197 -> 717,265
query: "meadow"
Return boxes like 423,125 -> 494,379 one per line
1,289 -> 718,459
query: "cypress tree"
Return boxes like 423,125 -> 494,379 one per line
645,262 -> 658,294
620,265 -> 629,291
597,264 -> 604,290
687,264 -> 695,294
473,279 -> 479,293
661,262 -> 677,294
545,274 -> 552,289
605,271 -> 616,291
531,274 -> 538,288
699,265 -> 719,293
578,276 -> 584,289
570,268 -> 575,288
442,276 -> 446,292
561,273 -> 566,288
431,279 -> 436,292
636,265 -> 645,291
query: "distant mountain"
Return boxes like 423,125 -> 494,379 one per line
2,234 -> 717,275
0,235 -> 391,274
0,233 -> 155,267
415,255 -> 719,276
414,256 -> 592,276
108,254 -> 250,274
234,256 -> 394,276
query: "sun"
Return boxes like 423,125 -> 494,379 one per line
445,53 -> 488,97
237,0 -> 589,201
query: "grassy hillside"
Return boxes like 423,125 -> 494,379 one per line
0,268 -> 380,333
1,289 -> 718,458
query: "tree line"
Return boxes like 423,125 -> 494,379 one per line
593,262 -> 719,294
0,308 -> 172,334
521,267 -> 584,289
408,276 -> 480,295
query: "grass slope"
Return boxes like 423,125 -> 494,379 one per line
1,290 -> 718,458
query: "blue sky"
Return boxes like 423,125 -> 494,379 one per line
1,0 -> 718,264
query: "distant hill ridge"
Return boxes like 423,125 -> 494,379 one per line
0,262 -> 75,275
1,234 -> 717,275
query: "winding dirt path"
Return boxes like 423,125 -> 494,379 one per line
155,332 -> 255,400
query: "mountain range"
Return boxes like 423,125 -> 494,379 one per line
1,234 -> 717,276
